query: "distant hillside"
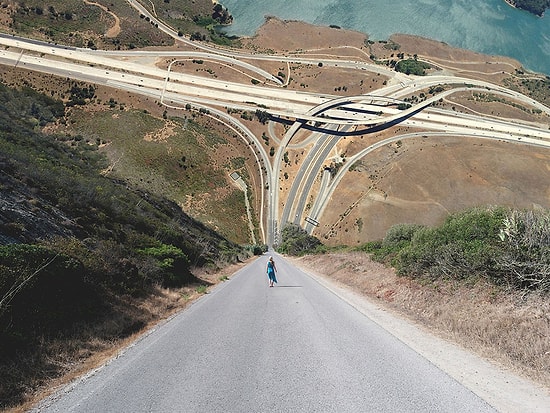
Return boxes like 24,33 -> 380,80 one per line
5,0 -> 236,49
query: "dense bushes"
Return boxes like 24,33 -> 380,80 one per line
251,244 -> 269,255
137,243 -> 191,287
0,81 -> 248,357
361,207 -> 550,292
277,224 -> 323,256
395,59 -> 431,76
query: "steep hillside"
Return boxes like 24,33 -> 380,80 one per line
0,82 -> 252,409
0,65 -> 258,244
0,83 -> 247,262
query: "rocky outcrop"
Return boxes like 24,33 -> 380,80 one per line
505,0 -> 550,17
0,171 -> 77,244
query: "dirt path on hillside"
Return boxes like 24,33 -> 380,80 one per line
83,0 -> 121,37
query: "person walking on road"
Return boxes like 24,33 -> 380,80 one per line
266,256 -> 278,287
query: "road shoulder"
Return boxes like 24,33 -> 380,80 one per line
288,255 -> 550,413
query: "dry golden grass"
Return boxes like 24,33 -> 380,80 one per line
290,251 -> 550,390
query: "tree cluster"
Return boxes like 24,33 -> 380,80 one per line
277,224 -> 323,256
212,3 -> 233,25
394,59 -> 431,76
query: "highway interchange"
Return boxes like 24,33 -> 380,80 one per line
1,1 -> 550,246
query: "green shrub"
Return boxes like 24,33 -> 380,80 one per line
383,223 -> 424,248
358,239 -> 398,263
252,244 -> 268,255
394,208 -> 505,278
363,206 -> 550,292
395,59 -> 431,75
277,224 -> 323,256
137,243 -> 190,287
394,226 -> 440,276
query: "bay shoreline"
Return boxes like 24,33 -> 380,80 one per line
212,0 -> 549,75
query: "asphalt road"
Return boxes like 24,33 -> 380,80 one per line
34,255 -> 498,413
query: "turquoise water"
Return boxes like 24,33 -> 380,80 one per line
219,0 -> 550,76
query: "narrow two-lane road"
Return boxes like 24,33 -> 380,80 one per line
34,255 -> 499,412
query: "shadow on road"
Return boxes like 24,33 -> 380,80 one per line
273,285 -> 302,288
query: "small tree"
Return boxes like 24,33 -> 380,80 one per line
277,224 -> 323,256
255,109 -> 270,124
